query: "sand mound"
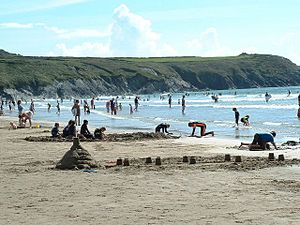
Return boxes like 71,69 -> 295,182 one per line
25,132 -> 176,142
56,138 -> 98,170
105,132 -> 175,141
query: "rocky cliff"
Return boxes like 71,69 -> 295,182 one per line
0,50 -> 300,98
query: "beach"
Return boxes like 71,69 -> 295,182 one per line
0,116 -> 300,225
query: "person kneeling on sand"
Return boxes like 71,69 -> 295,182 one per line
80,120 -> 94,139
155,123 -> 172,134
51,123 -> 61,138
239,131 -> 277,150
188,121 -> 214,137
94,127 -> 106,140
62,120 -> 76,138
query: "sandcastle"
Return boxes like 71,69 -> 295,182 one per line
56,137 -> 98,170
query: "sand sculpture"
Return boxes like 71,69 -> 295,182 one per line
56,137 -> 98,170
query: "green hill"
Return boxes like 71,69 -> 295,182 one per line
0,50 -> 300,98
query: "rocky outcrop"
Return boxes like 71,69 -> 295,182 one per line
1,51 -> 300,98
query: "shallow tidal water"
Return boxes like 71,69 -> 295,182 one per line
4,86 -> 300,143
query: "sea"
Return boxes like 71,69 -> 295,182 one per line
3,86 -> 300,143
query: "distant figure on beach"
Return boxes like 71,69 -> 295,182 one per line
94,127 -> 106,140
129,104 -> 133,114
106,101 -> 110,113
47,103 -> 51,112
168,95 -> 172,108
181,95 -> 186,114
232,108 -> 240,127
83,100 -> 88,114
241,115 -> 250,126
239,131 -> 277,150
155,123 -> 171,134
298,94 -> 300,118
51,123 -> 61,138
178,99 -> 180,104
72,100 -> 81,125
188,121 -> 214,137
265,92 -> 271,102
134,96 -> 139,111
119,103 -> 122,111
29,99 -> 35,113
17,100 -> 23,115
91,97 -> 95,109
62,120 -> 76,138
211,95 -> 219,103
110,98 -> 117,115
287,90 -> 291,97
56,102 -> 60,114
8,101 -> 12,112
80,120 -> 93,139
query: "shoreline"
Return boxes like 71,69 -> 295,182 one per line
1,115 -> 300,160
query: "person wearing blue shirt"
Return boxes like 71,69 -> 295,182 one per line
239,131 -> 277,150
51,123 -> 60,138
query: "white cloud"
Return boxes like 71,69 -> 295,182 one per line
0,21 -> 110,40
109,4 -> 175,57
54,42 -> 111,57
52,4 -> 177,57
0,22 -> 33,29
0,0 -> 89,16
185,27 -> 230,56
38,23 -> 111,39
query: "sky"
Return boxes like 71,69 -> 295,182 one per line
0,0 -> 300,64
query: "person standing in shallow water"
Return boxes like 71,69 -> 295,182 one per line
298,94 -> 300,118
181,95 -> 186,114
134,96 -> 139,111
17,100 -> 23,115
232,108 -> 240,127
72,100 -> 81,126
168,95 -> 172,108
56,102 -> 60,114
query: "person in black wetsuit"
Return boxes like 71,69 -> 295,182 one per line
155,123 -> 171,134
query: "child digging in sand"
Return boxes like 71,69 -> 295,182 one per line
9,122 -> 17,130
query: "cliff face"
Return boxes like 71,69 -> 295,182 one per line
0,51 -> 300,98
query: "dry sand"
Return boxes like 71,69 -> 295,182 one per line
0,116 -> 300,225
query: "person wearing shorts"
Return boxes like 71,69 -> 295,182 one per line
239,131 -> 277,150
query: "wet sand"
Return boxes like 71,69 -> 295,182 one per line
0,116 -> 300,225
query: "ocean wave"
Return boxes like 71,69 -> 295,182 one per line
263,122 -> 282,126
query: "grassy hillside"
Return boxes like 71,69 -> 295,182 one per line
0,50 -> 300,98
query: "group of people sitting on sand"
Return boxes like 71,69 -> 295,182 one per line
51,119 -> 106,140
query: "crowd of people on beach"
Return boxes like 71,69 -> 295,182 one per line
1,90 -> 299,151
